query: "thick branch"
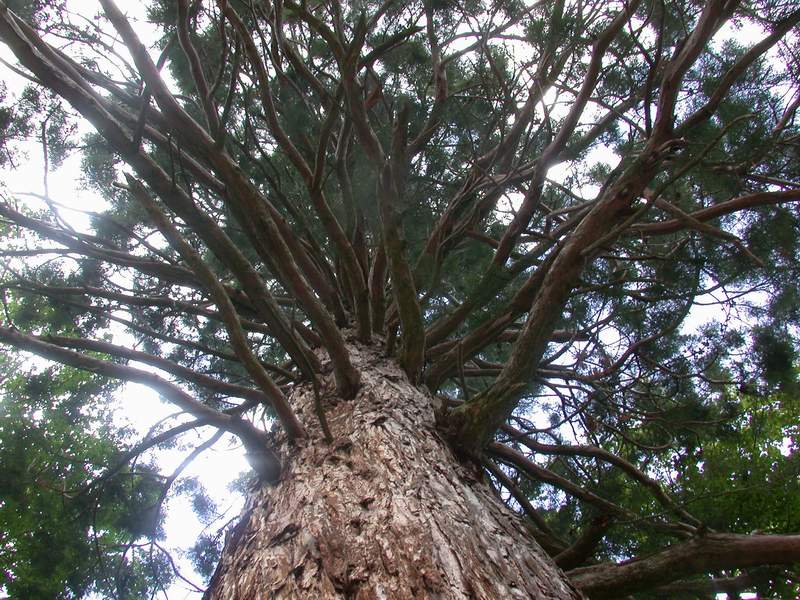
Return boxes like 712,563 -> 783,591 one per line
568,533 -> 800,599
554,515 -> 612,570
379,107 -> 426,380
41,334 -> 273,408
677,8 -> 800,134
125,176 -> 306,440
634,189 -> 800,235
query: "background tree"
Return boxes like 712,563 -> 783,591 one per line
0,0 -> 799,597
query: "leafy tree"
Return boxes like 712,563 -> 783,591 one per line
0,0 -> 799,597
0,355 -> 177,598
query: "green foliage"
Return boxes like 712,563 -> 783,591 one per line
0,357 -> 173,598
677,391 -> 800,534
187,533 -> 223,580
0,84 -> 76,169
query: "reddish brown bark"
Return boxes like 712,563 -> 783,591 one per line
205,345 -> 582,599
567,533 -> 800,599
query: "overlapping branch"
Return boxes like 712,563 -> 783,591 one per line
0,326 -> 282,479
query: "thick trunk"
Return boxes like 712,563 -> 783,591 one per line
205,345 -> 582,599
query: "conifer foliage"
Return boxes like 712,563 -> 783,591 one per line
1,0 -> 799,597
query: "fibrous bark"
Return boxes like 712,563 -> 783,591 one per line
205,344 -> 582,599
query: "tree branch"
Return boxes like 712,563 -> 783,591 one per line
0,326 -> 281,480
125,176 -> 307,440
568,533 -> 800,599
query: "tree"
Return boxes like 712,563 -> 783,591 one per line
0,0 -> 799,597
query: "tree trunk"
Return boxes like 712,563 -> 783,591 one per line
205,344 -> 582,599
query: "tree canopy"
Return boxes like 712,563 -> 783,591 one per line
0,0 -> 799,597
